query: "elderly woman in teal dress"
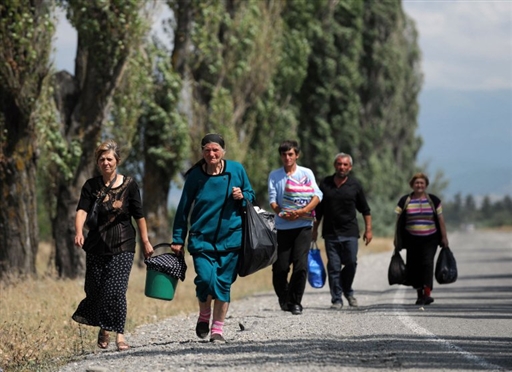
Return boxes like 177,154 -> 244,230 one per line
171,133 -> 255,342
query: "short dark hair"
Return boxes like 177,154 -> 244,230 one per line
201,133 -> 225,149
278,140 -> 300,155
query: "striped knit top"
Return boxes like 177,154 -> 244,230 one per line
395,197 -> 443,236
281,175 -> 317,221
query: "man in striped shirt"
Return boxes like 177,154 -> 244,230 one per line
268,140 -> 323,315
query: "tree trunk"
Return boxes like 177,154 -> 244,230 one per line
0,0 -> 54,278
134,0 -> 196,267
171,0 -> 194,76
0,107 -> 38,277
52,85 -> 118,277
138,159 -> 172,265
51,37 -> 134,277
53,182 -> 84,277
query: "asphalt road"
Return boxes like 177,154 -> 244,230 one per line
365,230 -> 512,371
59,230 -> 512,372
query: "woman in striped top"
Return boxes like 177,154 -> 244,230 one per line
394,173 -> 449,305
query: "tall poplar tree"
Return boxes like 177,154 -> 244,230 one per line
357,1 -> 422,199
170,0 -> 283,164
0,0 -> 55,277
297,0 -> 364,178
124,41 -> 190,251
42,0 -> 153,277
293,1 -> 423,234
244,0 -> 320,203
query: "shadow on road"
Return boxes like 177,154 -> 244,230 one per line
99,332 -> 511,371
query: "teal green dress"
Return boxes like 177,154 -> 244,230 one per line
172,160 -> 255,302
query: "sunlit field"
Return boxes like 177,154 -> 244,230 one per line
0,238 -> 392,371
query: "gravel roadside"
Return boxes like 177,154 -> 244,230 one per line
59,250 -> 398,372
58,231 -> 512,372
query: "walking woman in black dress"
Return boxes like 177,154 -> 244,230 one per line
73,139 -> 153,351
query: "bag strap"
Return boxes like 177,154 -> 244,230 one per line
97,174 -> 118,203
212,170 -> 231,258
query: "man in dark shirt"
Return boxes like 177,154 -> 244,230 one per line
313,152 -> 372,309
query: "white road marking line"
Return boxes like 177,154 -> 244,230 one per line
393,286 -> 505,372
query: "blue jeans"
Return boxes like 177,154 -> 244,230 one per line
324,235 -> 358,304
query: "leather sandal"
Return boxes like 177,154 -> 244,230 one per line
116,340 -> 130,351
97,329 -> 110,349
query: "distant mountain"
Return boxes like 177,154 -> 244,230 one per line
417,89 -> 512,200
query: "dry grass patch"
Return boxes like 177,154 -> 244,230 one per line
360,236 -> 394,255
0,273 -> 86,371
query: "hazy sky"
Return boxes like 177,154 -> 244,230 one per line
402,1 -> 512,200
51,2 -> 512,200
404,1 -> 511,92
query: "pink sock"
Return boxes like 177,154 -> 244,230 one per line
211,321 -> 224,335
198,309 -> 211,323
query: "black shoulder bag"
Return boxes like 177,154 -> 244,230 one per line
85,174 -> 117,230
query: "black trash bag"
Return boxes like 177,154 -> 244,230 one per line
308,241 -> 326,288
435,246 -> 457,284
388,250 -> 407,285
238,200 -> 278,277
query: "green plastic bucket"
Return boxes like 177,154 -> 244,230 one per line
144,269 -> 178,301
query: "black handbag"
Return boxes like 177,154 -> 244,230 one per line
237,200 -> 278,277
435,246 -> 458,284
85,174 -> 117,230
388,250 -> 407,285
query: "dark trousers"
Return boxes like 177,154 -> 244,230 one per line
404,232 -> 439,289
324,235 -> 358,304
272,227 -> 312,306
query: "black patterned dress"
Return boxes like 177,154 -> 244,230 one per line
72,176 -> 144,334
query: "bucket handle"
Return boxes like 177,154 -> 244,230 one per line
148,243 -> 174,258
153,242 -> 172,250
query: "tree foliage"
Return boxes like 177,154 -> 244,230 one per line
288,1 -> 423,235
357,1 -> 423,199
172,0 -> 283,163
1,0 -> 452,278
296,1 -> 422,190
41,0 -> 154,277
127,40 -> 190,251
243,0 -> 318,203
